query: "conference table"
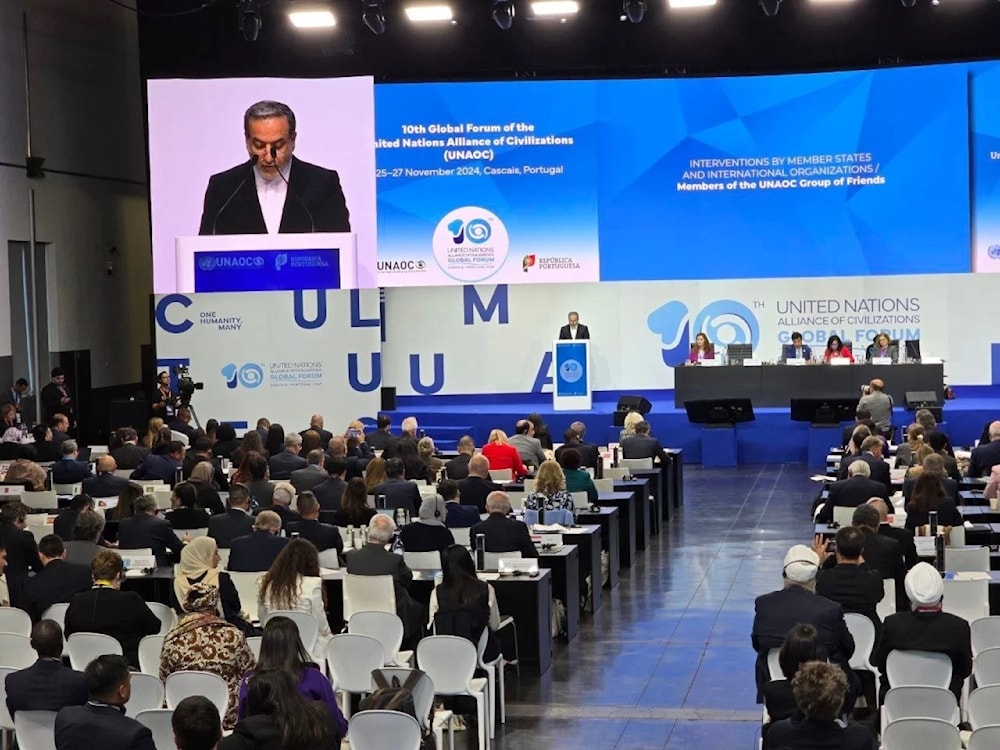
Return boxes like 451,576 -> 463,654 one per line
674,362 -> 944,408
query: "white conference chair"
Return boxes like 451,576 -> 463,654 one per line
945,546 -> 990,573
0,666 -> 15,746
348,710 -> 422,750
372,668 -> 453,750
619,458 -> 652,472
135,709 -> 175,750
40,603 -> 69,633
483,551 -> 521,570
877,579 -> 897,621
125,673 -> 165,716
226,572 -> 262,623
22,492 -> 57,510
881,717 -> 962,750
343,574 -> 395,621
832,506 -> 856,528
570,492 -> 589,510
477,628 -> 504,732
173,528 -> 209,539
973,646 -> 1000,687
52,483 -> 82,496
403,551 -> 442,570
968,725 -> 1000,750
592,478 -> 614,494
12,710 -> 57,750
452,528 -> 471,547
260,610 -> 319,654
0,633 -> 37,670
488,470 -> 510,482
0,608 -> 31,638
349,611 -> 411,667
967,685 -> 1000,730
326,634 -> 384,721
506,492 -> 525,511
886,650 -> 953,690
603,468 -> 629,480
138,635 -> 165,676
417,635 -> 488,750
317,548 -> 340,569
522,479 -> 535,493
164,671 -> 228,720
844,613 -> 880,700
971,616 -> 1000,657
766,648 -> 784,681
943,578 -> 990,623
146,602 -> 177,635
882,686 -> 959,727
67,632 -> 121,670
246,636 -> 262,661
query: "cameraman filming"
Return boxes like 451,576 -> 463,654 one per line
152,371 -> 179,419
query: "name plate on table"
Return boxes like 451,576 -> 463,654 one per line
121,554 -> 157,572
742,359 -> 762,367
498,559 -> 540,576
785,358 -> 806,366
871,357 -> 893,365
921,356 -> 943,364
829,357 -> 852,366
699,359 -> 721,367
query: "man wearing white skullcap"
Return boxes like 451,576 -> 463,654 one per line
750,544 -> 856,703
874,562 -> 972,702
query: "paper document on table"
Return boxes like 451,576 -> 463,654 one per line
478,573 -> 501,581
532,523 -> 571,532
810,476 -> 833,482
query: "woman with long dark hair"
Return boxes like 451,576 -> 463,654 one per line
396,437 -> 428,482
222,669 -> 340,750
236,616 -> 347,735
527,412 -> 553,451
429,544 -> 501,661
762,623 -> 829,736
906,472 -> 963,530
241,430 -> 266,458
257,539 -> 332,661
263,424 -> 285,459
332,478 -> 376,528
363,457 -> 388,492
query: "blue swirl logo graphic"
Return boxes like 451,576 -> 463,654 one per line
647,299 -> 759,368
221,363 -> 265,390
465,219 -> 492,245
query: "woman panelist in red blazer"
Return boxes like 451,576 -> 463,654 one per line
481,429 -> 529,482
822,335 -> 855,363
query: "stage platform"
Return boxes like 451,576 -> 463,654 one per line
392,386 -> 1000,466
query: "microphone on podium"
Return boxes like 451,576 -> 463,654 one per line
270,145 -> 315,232
210,154 -> 259,235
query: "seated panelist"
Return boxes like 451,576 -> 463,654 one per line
687,332 -> 715,364
780,332 -> 812,363
821,335 -> 854,363
866,332 -> 898,364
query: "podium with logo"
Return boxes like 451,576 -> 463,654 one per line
553,339 -> 592,411
174,233 -> 358,292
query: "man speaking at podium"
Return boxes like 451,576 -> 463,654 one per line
198,100 -> 351,235
559,311 -> 590,340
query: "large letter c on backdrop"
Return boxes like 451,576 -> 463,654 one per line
155,294 -> 193,334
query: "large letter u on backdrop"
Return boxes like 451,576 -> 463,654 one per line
409,354 -> 444,395
348,353 -> 382,392
293,290 -> 327,329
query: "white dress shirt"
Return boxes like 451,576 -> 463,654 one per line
569,326 -> 579,339
254,162 -> 292,234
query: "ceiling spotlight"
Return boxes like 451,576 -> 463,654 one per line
623,0 -> 646,22
362,0 -> 387,33
288,2 -> 337,27
405,4 -> 454,20
492,0 -> 515,28
237,0 -> 264,41
900,0 -> 917,5
759,0 -> 781,14
530,0 -> 579,15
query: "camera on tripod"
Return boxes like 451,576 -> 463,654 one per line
173,365 -> 204,405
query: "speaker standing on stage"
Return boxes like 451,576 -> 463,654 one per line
559,311 -> 590,340
198,100 -> 351,236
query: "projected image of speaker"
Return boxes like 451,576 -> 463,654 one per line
613,395 -> 652,427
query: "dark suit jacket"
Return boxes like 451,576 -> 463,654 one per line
558,324 -> 590,340
444,502 -> 480,528
286,519 -> 343,554
366,431 -> 392,451
399,523 -> 454,553
620,434 -> 667,465
34,440 -> 62,462
470,514 -> 538,558
370,478 -> 420,516
269,451 -> 308,480
836,452 -> 891,490
903,498 -> 963,530
56,703 -> 156,750
268,505 -> 301,528
82,472 -> 129,499
345,543 -> 412,588
382,434 -> 418,461
444,454 -> 472,480
199,157 -> 351,235
313,477 -> 348,512
0,524 -> 42,607
40,382 -> 72,423
227,530 -> 289,572
554,442 -> 601,473
5,659 -> 88,716
52,459 -> 93,485
751,586 -> 854,698
290,465 -> 328,495
764,715 -> 876,750
167,419 -> 196,439
874,609 -> 972,701
858,527 -> 906,611
969,439 -> 1000,478
53,510 -> 80,543
165,506 -> 211,530
208,509 -> 255,548
456,476 -> 502,514
117,514 -> 184,565
22,559 -> 93,622
816,477 -> 890,524
879,524 -> 918,570
64,588 -> 161,668
247,479 -> 275,508
815,563 -> 885,638
110,444 -> 148,471
129,454 -> 182,485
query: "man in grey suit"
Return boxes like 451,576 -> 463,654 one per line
290,449 -> 328,494
370,458 -> 420,516
508,420 -> 546,468
621,421 -> 668,466
268,433 -> 308,480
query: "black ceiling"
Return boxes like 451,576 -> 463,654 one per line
136,0 -> 1000,82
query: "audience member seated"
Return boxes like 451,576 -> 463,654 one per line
986,464 -> 1000,502
439,478 -> 479,528
345,515 -> 424,640
286,492 -> 343,554
161,583 -> 254,730
55,494 -> 96,543
400,495 -> 455,554
172,696 -> 222,750
369,457 -> 420,516
29,423 -> 61,462
395,436 -> 428,482
118,494 -> 186,566
525,458 -> 575,513
866,498 -> 917,573
175,536 -> 255,634
417,436 -> 442,482
303,414 -> 333,446
55,655 -> 156,750
750,545 -> 855,703
429,544 -> 501,662
840,410 -> 870,449
0,502 -> 42,607
4,450 -> 47,489
850,503 -> 907,612
110,428 -> 148,471
64,510 -> 107,566
874,562 -> 972,703
365,414 -> 392,452
527,413 -> 553,451
130,440 -> 185,485
65,550 -> 161,668
49,414 -> 71,446
52,440 -> 94,485
245,452 -> 276,508
188,461 -> 226,514
228,511 -> 288,573
444,435 -> 475,480
167,481 -> 212,530
555,421 -> 601,473
481,429 -> 529,482
763,661 -> 876,750
141,418 -> 164,450
312,456 -> 346,512
331,478 -> 377,528
381,416 -> 420,460
23,534 -> 93,622
558,450 -> 599,504
327,435 -> 367,481
258,539 -> 333,662
814,527 -> 885,638
268,433 -> 308,481
508,420 -> 547,469
213,423 -> 240,462
816,460 -> 889,524
4,620 -> 88,716
209,483 -> 255,548
108,482 -> 143,521
761,624 -> 828,738
269,482 -> 302,527
362,456 -> 388,493
902,453 -> 959,503
836,436 -> 891,492
969,420 -> 1000,478
169,407 -> 198,441
236,616 -> 347,735
925,430 -> 961,482
904,472 -> 963,532
617,410 -> 643,445
894,424 -> 924,469
620,420 -> 668,467
471,491 -> 538,559
82,456 -> 129,499
290,449 -> 329,495
837,427 -> 870,472
456,455 -> 502,514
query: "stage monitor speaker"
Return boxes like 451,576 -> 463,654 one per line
905,390 -> 940,409
380,387 -> 397,412
615,395 -> 652,414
